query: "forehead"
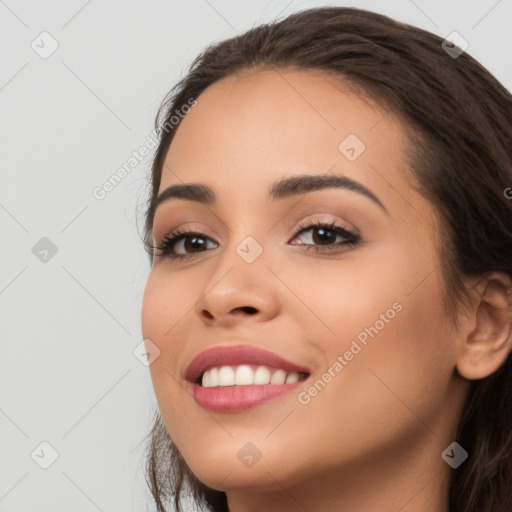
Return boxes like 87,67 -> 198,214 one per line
162,68 -> 408,184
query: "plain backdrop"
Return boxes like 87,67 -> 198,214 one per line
1,1 -> 511,511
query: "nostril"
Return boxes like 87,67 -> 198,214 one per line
237,306 -> 258,315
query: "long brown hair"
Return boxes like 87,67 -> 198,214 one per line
140,7 -> 512,511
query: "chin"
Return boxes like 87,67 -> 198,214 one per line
180,437 -> 314,493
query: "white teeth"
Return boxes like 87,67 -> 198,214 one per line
235,365 -> 254,385
218,366 -> 235,386
285,372 -> 300,384
270,369 -> 287,385
200,365 -> 306,387
210,367 -> 219,385
253,366 -> 271,385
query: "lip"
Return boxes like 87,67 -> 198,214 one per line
184,344 -> 311,412
184,344 -> 311,384
190,382 -> 305,411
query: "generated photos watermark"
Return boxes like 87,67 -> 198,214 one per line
92,97 -> 197,201
298,301 -> 403,405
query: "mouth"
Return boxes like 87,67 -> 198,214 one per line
184,344 -> 311,411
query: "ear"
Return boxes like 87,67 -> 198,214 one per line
457,272 -> 512,380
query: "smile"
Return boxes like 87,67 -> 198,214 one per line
184,344 -> 311,411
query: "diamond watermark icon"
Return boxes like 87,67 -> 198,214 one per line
31,32 -> 59,59
441,32 -> 469,59
442,441 -> 468,468
338,134 -> 366,161
237,442 -> 262,468
236,236 -> 263,264
31,441 -> 59,469
32,237 -> 58,263
133,338 -> 161,366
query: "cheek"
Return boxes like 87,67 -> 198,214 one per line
275,252 -> 405,358
141,268 -> 198,339
141,272 -> 163,336
140,271 -> 187,408
140,268 -> 216,408
287,254 -> 455,448
302,274 -> 454,444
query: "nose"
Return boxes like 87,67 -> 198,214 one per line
195,258 -> 280,328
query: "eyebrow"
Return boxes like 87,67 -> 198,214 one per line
152,173 -> 388,217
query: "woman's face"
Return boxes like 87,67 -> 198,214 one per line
141,69 -> 468,501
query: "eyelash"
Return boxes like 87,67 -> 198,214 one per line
153,220 -> 361,261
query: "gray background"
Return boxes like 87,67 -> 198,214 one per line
1,1 -> 511,511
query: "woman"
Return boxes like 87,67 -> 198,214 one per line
139,6 -> 512,512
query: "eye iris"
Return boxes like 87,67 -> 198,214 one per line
185,236 -> 206,253
312,227 -> 336,245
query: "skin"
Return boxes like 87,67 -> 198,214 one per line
141,68 -> 512,512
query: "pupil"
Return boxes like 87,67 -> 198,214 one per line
313,227 -> 335,245
186,236 -> 205,252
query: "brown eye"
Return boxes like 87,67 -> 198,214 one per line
290,220 -> 360,252
155,229 -> 218,260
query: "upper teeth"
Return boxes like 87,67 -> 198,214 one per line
201,365 -> 302,387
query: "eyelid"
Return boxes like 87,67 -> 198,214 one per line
153,221 -> 218,242
287,213 -> 360,239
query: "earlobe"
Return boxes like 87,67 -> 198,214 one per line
456,272 -> 512,380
